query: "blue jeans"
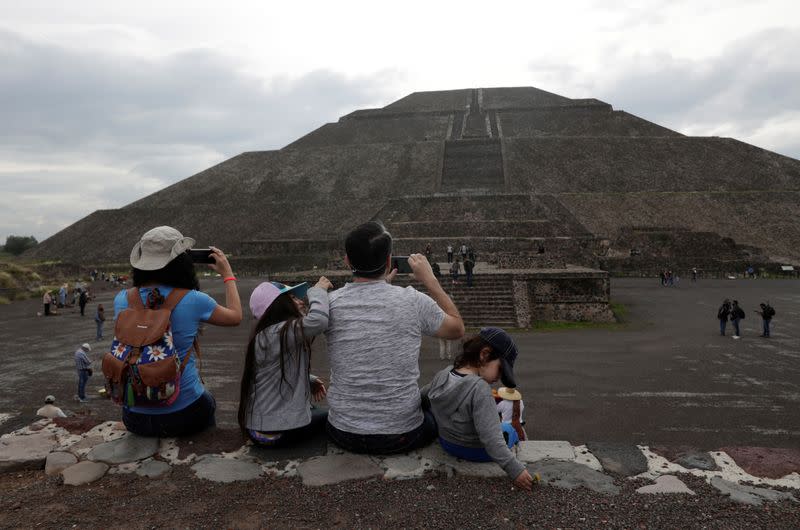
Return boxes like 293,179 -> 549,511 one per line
326,409 -> 437,455
77,369 -> 90,400
732,318 -> 741,336
122,391 -> 216,438
95,321 -> 103,340
719,319 -> 727,336
439,423 -> 518,461
763,319 -> 771,337
249,407 -> 328,447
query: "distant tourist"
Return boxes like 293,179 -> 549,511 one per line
692,267 -> 698,282
730,300 -> 745,339
425,243 -> 432,262
460,243 -> 468,261
238,277 -> 332,448
464,256 -> 475,287
74,343 -> 92,403
36,395 -> 66,419
756,302 -> 775,338
42,291 -> 52,316
94,303 -> 105,340
431,261 -> 441,279
324,221 -> 464,454
58,284 -> 67,308
111,226 -> 242,437
446,244 -> 454,263
450,259 -> 461,285
717,299 -> 731,336
424,328 -> 534,491
78,289 -> 88,316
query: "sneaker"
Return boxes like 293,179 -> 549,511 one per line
732,335 -> 741,340
78,398 -> 89,403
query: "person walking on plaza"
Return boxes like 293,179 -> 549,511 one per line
717,299 -> 731,336
446,244 -> 454,263
730,300 -> 745,339
756,302 -> 775,338
94,303 -> 106,340
42,291 -> 52,316
74,343 -> 92,403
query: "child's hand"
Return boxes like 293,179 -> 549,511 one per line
311,378 -> 327,401
513,469 -> 534,491
315,276 -> 333,291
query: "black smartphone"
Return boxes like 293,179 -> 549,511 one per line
187,248 -> 215,264
391,256 -> 413,274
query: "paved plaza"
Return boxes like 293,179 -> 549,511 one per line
1,277 -> 797,448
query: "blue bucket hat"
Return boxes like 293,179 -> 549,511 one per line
479,327 -> 519,388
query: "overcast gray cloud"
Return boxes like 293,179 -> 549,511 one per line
0,29 -> 396,242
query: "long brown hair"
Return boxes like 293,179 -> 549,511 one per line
237,293 -> 312,435
453,335 -> 500,369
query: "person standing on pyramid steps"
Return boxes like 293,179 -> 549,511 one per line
446,243 -> 454,263
464,256 -> 475,287
460,243 -> 468,261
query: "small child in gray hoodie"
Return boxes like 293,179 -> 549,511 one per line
425,327 -> 534,491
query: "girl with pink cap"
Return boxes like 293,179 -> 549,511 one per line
238,276 -> 333,446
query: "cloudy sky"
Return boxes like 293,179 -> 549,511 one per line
2,0 -> 799,243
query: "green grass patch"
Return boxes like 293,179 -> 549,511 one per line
610,301 -> 628,322
530,320 -> 621,332
0,295 -> 9,305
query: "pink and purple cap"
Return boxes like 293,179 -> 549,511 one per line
249,281 -> 309,319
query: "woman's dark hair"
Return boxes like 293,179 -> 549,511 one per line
132,253 -> 199,290
237,293 -> 311,436
345,221 -> 392,279
453,335 -> 501,369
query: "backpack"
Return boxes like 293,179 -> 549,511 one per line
764,305 -> 776,318
101,288 -> 200,408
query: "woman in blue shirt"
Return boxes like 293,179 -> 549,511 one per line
115,226 -> 242,437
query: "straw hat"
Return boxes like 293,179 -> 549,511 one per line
497,387 -> 522,401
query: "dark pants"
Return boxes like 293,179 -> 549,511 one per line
762,319 -> 771,337
96,321 -> 103,340
79,303 -> 86,316
77,369 -> 90,400
447,252 -> 453,263
122,391 -> 216,438
732,318 -> 741,336
249,407 -> 328,447
326,409 -> 437,455
44,303 -> 50,316
466,270 -> 473,287
719,319 -> 727,336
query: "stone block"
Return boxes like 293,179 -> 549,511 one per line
297,454 -> 383,486
382,455 -> 433,480
528,459 -> 619,495
517,441 -> 575,463
710,477 -> 797,505
0,431 -> 58,472
191,455 -> 262,483
62,461 -> 109,485
636,475 -> 695,495
586,442 -> 648,476
136,459 -> 171,479
87,434 -> 159,464
45,452 -> 78,475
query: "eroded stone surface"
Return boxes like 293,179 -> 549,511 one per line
636,475 -> 695,495
719,446 -> 800,479
191,455 -> 262,483
417,444 -> 506,478
87,434 -> 159,464
586,442 -> 648,476
710,477 -> 798,505
136,459 -> 171,478
382,455 -> 433,480
517,441 -> 575,463
177,427 -> 245,460
297,454 -> 383,486
676,452 -> 718,471
45,451 -> 78,475
0,431 -> 58,472
528,459 -> 620,495
62,461 -> 109,485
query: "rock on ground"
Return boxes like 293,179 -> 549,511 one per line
528,459 -> 620,495
87,434 -> 159,464
517,441 -> 575,463
62,461 -> 109,486
297,454 -> 383,486
586,442 -> 648,476
136,459 -> 171,479
382,455 -> 433,480
191,455 -> 262,483
45,452 -> 78,476
0,431 -> 58,472
636,475 -> 696,495
710,477 -> 798,505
